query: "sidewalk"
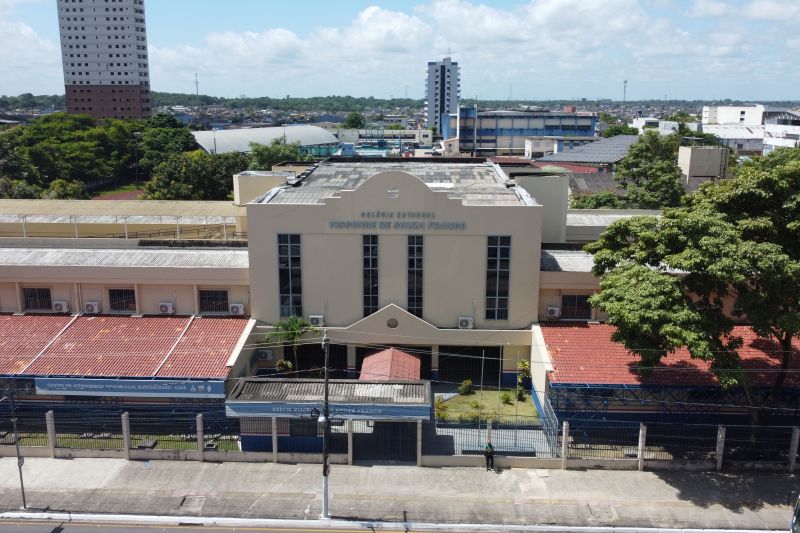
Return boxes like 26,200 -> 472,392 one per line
0,457 -> 795,530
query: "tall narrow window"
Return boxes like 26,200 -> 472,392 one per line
485,236 -> 510,320
363,235 -> 378,316
407,235 -> 423,318
278,234 -> 302,317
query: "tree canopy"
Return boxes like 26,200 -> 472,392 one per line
144,150 -> 249,201
341,112 -> 366,129
249,138 -> 310,170
602,124 -> 639,138
570,191 -> 626,209
614,131 -> 685,209
586,147 -> 800,425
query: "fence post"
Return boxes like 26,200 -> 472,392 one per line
347,419 -> 353,466
637,423 -> 647,472
789,427 -> 799,473
561,420 -> 569,470
416,420 -> 422,467
487,419 -> 492,445
45,411 -> 56,458
121,412 -> 131,460
196,414 -> 204,462
715,425 -> 726,472
271,416 -> 278,463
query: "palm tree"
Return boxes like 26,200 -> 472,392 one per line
266,316 -> 317,374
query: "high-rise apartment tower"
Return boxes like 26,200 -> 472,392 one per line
57,0 -> 151,119
425,57 -> 460,132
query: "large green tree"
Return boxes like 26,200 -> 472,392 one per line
341,111 -> 365,129
249,138 -> 309,170
571,191 -> 625,209
586,147 -> 800,426
144,150 -> 249,200
614,130 -> 685,209
602,124 -> 639,138
266,316 -> 318,373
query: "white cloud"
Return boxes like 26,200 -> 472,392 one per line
687,0 -> 728,17
743,0 -> 800,21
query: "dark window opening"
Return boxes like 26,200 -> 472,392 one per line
108,288 -> 136,312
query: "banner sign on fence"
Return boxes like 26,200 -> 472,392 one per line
226,401 -> 431,420
34,377 -> 226,398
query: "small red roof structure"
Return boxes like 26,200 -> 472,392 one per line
360,347 -> 421,381
541,322 -> 800,388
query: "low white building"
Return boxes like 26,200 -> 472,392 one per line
699,124 -> 764,154
702,104 -> 764,125
763,120 -> 800,155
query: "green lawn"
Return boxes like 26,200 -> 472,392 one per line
438,390 -> 539,422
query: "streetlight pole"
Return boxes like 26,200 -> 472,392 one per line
133,131 -> 141,189
3,383 -> 26,509
320,331 -> 331,519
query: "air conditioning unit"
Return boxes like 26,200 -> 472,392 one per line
84,301 -> 100,314
229,303 -> 245,316
158,302 -> 175,315
53,301 -> 69,314
256,348 -> 273,361
458,316 -> 474,329
309,314 -> 325,327
546,306 -> 561,319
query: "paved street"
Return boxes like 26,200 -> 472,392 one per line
0,457 -> 795,531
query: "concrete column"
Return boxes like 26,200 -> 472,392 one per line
14,282 -> 22,313
271,417 -> 278,463
561,420 -> 569,470
133,284 -> 141,315
430,346 -> 439,380
347,420 -> 354,465
789,427 -> 799,473
416,420 -> 422,467
346,346 -> 357,378
196,413 -> 204,462
637,423 -> 647,472
121,412 -> 131,460
45,411 -> 56,459
715,425 -> 726,472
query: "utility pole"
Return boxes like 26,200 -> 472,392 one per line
194,73 -> 199,97
622,80 -> 628,118
320,331 -> 331,519
3,383 -> 26,509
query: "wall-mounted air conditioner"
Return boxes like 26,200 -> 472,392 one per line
53,301 -> 69,314
546,306 -> 561,319
158,302 -> 175,315
84,301 -> 100,314
458,316 -> 474,329
229,303 -> 245,316
309,315 -> 325,327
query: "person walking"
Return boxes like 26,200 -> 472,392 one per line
484,440 -> 495,471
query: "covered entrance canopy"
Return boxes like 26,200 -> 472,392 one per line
225,378 -> 432,420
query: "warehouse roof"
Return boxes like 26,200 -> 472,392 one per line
566,209 -> 661,227
192,125 -> 338,154
539,135 -> 638,164
0,315 -> 251,379
0,247 -> 249,269
541,323 -> 800,387
0,199 -> 244,218
259,160 -> 533,207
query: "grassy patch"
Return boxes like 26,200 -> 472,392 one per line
440,390 -> 539,421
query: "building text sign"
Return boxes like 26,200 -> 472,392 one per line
35,378 -> 226,398
329,210 -> 466,232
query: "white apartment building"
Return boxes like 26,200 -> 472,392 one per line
702,105 -> 764,125
57,0 -> 151,119
425,57 -> 460,132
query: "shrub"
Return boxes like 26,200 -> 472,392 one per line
458,378 -> 473,395
457,412 -> 480,423
501,390 -> 514,405
275,359 -> 293,374
435,396 -> 449,420
515,386 -> 526,401
469,399 -> 481,410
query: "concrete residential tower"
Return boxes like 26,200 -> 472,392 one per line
57,0 -> 151,119
425,57 -> 459,132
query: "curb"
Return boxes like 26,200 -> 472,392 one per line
0,511 -> 787,532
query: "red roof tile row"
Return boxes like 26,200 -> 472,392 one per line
541,323 -> 800,388
0,314 -> 249,379
0,315 -> 73,375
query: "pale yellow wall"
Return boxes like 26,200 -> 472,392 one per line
233,173 -> 289,206
247,170 -> 542,331
135,285 -> 195,315
0,283 -> 18,313
514,175 -> 568,243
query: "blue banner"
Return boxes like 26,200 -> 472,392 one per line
226,401 -> 431,420
35,377 -> 226,398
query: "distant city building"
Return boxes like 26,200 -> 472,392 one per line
57,0 -> 151,119
698,124 -> 764,155
441,107 -> 596,156
702,105 -> 764,125
425,57 -> 460,131
763,116 -> 800,155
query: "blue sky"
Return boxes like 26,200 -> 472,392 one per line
2,0 -> 799,100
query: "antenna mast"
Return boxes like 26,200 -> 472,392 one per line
194,73 -> 199,96
622,79 -> 628,117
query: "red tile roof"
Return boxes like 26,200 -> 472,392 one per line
0,314 -> 251,379
156,317 -> 248,379
0,315 -> 74,375
360,347 -> 421,381
541,323 -> 800,388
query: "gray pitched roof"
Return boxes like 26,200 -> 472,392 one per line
540,250 -> 595,272
0,248 -> 249,269
539,135 -> 638,164
230,379 -> 430,405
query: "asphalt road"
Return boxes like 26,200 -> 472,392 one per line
0,521 -> 388,533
